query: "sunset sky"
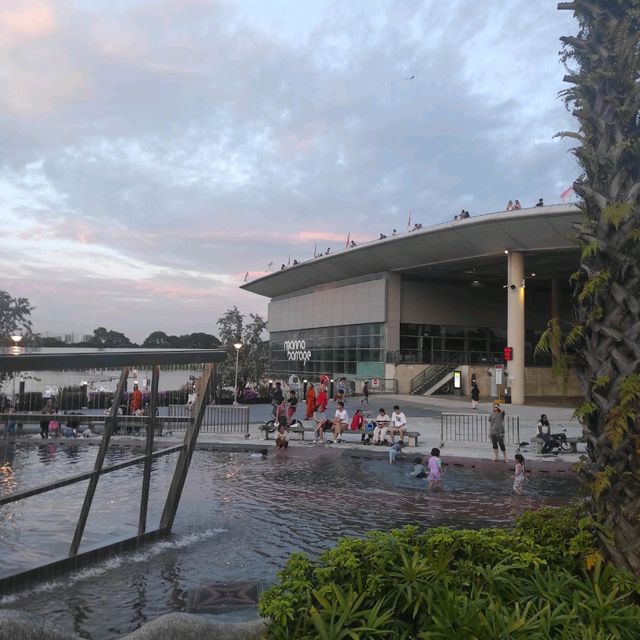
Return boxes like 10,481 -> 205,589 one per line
0,0 -> 578,342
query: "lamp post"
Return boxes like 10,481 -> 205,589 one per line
233,342 -> 243,405
10,335 -> 22,404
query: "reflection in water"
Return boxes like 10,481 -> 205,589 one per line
0,445 -> 578,640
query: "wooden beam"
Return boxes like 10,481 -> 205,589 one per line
159,363 -> 214,532
69,367 -> 129,556
138,365 -> 159,536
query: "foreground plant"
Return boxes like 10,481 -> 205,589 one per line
259,513 -> 640,639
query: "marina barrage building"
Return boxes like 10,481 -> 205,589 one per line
241,204 -> 582,404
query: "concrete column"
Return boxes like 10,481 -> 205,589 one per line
550,278 -> 561,361
507,252 -> 525,405
384,273 -> 402,355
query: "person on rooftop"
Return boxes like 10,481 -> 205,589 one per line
536,198 -> 544,207
514,200 -> 522,210
506,200 -> 514,211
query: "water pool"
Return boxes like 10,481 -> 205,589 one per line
0,441 -> 578,639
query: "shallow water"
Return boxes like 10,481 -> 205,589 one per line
0,442 -> 578,639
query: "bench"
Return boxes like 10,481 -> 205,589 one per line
259,423 -> 419,446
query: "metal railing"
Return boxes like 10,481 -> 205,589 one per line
440,412 -> 520,447
168,404 -> 250,435
387,349 -> 505,365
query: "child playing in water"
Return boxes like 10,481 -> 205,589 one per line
411,456 -> 426,478
388,441 -> 403,464
427,448 -> 443,489
512,453 -> 527,495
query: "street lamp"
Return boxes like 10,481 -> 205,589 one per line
233,342 -> 243,405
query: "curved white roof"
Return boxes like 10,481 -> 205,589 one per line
242,204 -> 582,298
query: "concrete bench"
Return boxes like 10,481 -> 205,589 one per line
260,423 -> 419,446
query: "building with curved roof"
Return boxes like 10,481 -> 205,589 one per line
242,204 -> 582,404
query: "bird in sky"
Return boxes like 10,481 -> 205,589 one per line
404,74 -> 415,79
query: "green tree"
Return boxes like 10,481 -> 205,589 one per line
142,331 -> 178,348
87,327 -> 134,348
216,306 -> 269,393
0,290 -> 33,345
556,0 -> 640,574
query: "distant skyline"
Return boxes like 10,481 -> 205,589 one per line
1,0 -> 579,342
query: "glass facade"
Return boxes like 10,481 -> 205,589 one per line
270,323 -> 385,378
395,324 -> 551,366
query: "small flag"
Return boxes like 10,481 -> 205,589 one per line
560,185 -> 574,201
407,211 -> 412,230
345,232 -> 350,248
244,271 -> 249,282
266,261 -> 273,270
313,242 -> 317,257
287,255 -> 291,265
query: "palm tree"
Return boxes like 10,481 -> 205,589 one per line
557,0 -> 640,574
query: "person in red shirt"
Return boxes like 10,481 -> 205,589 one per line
129,382 -> 143,414
316,386 -> 328,414
350,408 -> 364,431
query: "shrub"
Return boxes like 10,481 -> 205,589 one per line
259,508 -> 640,639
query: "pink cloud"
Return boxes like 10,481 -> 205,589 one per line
0,0 -> 55,45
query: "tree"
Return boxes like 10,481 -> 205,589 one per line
0,290 -> 33,345
87,327 -> 134,348
142,331 -> 178,348
555,0 -> 640,574
216,307 -> 269,393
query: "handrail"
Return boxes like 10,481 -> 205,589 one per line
440,412 -> 520,447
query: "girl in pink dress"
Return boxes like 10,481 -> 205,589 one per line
427,447 -> 444,490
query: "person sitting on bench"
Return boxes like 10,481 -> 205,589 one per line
331,401 -> 349,443
372,408 -> 391,444
389,405 -> 407,445
313,408 -> 332,444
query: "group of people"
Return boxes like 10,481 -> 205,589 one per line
453,209 -> 471,220
506,198 -> 544,211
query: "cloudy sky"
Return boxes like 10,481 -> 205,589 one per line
0,0 -> 579,342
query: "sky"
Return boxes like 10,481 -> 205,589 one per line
0,0 -> 580,342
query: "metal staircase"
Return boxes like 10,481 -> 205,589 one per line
409,364 -> 457,395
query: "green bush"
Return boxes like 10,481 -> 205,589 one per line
259,507 -> 640,639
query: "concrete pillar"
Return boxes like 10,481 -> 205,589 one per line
384,273 -> 401,355
507,252 -> 525,405
550,278 -> 561,361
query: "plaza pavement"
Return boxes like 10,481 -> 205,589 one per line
191,393 -> 586,467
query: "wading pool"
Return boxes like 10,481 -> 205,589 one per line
0,440 -> 578,639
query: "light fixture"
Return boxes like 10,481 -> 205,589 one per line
470,280 -> 481,287
530,273 -> 536,277
10,335 -> 22,345
504,250 -> 509,254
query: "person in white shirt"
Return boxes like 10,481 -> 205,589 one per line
372,408 -> 391,445
389,405 -> 407,444
331,401 -> 349,443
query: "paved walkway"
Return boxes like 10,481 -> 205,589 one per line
190,393 -> 584,466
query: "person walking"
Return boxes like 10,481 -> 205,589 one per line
489,403 -> 507,462
427,447 -> 444,490
40,399 -> 54,439
512,453 -> 527,495
287,389 -> 298,424
361,380 -> 369,404
470,382 -> 480,410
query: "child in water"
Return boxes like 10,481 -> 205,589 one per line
412,456 -> 426,478
427,448 -> 444,490
388,441 -> 403,464
512,453 -> 527,495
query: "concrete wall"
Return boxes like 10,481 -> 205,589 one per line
268,277 -> 386,332
391,363 -> 581,398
